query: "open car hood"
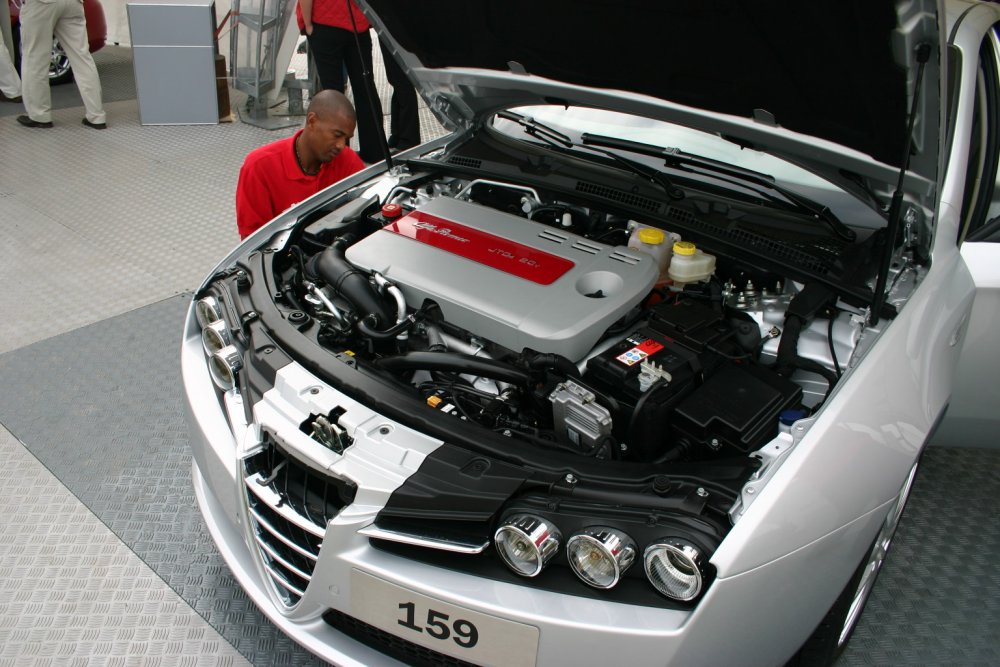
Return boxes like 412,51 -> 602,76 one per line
362,0 -> 942,201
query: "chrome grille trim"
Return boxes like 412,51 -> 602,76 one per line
245,473 -> 327,538
241,433 -> 357,607
248,507 -> 321,561
254,534 -> 315,581
261,562 -> 306,597
358,525 -> 489,554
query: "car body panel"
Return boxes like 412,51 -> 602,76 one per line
181,2 -> 1000,666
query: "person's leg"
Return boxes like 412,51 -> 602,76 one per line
341,29 -> 385,163
379,40 -> 420,149
306,23 -> 346,93
52,0 -> 104,124
19,0 -> 59,122
0,35 -> 20,98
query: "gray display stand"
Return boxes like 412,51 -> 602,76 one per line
128,0 -> 219,125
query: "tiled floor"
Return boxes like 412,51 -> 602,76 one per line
0,45 -> 997,667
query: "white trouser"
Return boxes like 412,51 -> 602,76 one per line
0,22 -> 19,98
20,0 -> 105,123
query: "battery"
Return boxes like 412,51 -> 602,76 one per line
586,327 -> 702,403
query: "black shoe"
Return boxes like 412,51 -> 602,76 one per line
0,91 -> 22,103
17,115 -> 53,128
82,118 -> 107,130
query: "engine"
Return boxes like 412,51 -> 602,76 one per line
273,173 -> 863,464
345,196 -> 659,361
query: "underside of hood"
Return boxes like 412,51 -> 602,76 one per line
363,0 -> 941,183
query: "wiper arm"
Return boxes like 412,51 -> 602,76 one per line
496,112 -> 684,199
582,133 -> 857,242
496,110 -> 574,148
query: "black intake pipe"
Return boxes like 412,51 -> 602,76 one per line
307,243 -> 391,326
376,352 -> 532,385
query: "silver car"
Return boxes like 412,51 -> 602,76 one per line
182,1 -> 1000,665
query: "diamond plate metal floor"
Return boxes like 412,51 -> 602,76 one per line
0,42 -> 996,667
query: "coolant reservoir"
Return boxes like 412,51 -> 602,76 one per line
628,225 -> 677,284
668,241 -> 715,285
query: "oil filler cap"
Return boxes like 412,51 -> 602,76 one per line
381,203 -> 403,219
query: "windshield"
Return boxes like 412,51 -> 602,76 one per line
493,105 -> 886,231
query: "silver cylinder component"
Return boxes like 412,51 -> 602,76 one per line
549,380 -> 613,452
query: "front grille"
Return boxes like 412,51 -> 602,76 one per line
243,434 -> 357,606
323,609 -> 480,667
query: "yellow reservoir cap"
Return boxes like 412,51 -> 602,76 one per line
638,228 -> 665,245
427,395 -> 443,408
673,241 -> 696,256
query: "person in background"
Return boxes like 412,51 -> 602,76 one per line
0,22 -> 20,103
379,39 -> 420,152
17,0 -> 105,129
236,89 -> 364,240
298,0 -> 384,164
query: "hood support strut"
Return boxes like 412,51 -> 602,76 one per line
871,42 -> 932,325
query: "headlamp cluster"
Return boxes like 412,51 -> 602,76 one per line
195,296 -> 243,391
493,514 -> 707,601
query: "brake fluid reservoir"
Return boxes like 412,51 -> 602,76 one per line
628,225 -> 677,284
668,241 -> 716,285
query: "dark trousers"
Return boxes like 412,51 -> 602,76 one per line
307,24 -> 385,163
379,40 -> 420,149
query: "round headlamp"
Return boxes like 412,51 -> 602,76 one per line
195,296 -> 223,329
202,319 -> 232,355
209,345 -> 243,391
643,539 -> 705,601
566,527 -> 636,589
494,514 -> 562,577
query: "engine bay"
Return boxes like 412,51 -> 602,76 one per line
264,168 -> 873,468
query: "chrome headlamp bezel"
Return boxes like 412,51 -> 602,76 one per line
494,514 -> 562,577
643,538 -> 706,601
202,319 -> 232,354
566,526 -> 636,589
195,296 -> 223,329
209,344 -> 243,391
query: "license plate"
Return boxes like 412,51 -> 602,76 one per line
351,569 -> 539,667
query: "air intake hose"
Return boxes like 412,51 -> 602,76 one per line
376,352 -> 531,385
307,241 -> 391,326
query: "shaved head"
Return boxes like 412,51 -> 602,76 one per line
299,89 -> 358,169
307,89 -> 356,124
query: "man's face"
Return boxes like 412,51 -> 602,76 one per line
306,110 -> 356,163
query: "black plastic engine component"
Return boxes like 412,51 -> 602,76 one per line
671,363 -> 802,453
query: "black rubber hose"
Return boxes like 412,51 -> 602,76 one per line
529,353 -> 581,379
376,352 -> 531,385
307,244 -> 391,326
357,315 -> 415,340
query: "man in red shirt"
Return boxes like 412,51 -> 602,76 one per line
236,89 -> 365,239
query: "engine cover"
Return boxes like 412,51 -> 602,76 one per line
346,196 -> 658,360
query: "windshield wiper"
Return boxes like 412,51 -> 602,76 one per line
581,133 -> 857,242
496,111 -> 685,200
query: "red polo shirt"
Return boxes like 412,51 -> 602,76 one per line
236,130 -> 364,239
296,0 -> 370,32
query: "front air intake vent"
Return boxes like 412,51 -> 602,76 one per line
576,181 -> 663,213
571,240 -> 602,255
448,156 -> 482,169
242,434 -> 357,607
609,250 -> 643,266
538,229 -> 569,245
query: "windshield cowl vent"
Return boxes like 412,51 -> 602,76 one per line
448,156 -> 483,169
575,181 -> 663,213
